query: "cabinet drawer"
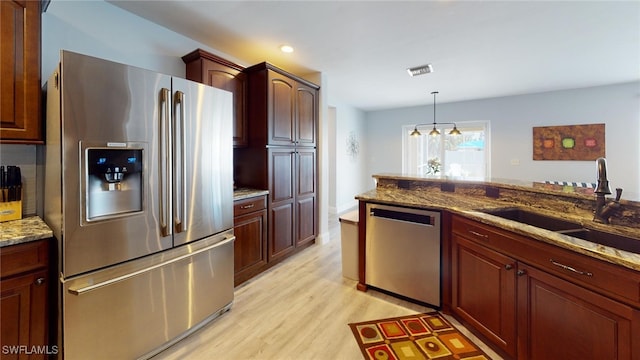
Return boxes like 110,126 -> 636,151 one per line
453,216 -> 640,307
452,216 -> 513,246
0,240 -> 49,278
234,196 -> 267,217
519,242 -> 640,306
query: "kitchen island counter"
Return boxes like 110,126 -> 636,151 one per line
0,216 -> 53,247
357,175 -> 640,271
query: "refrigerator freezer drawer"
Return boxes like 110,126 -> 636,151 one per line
61,232 -> 234,360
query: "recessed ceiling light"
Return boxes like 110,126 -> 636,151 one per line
407,64 -> 433,77
280,45 -> 294,53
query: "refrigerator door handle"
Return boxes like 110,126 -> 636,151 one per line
67,235 -> 236,295
174,90 -> 187,233
160,88 -> 173,237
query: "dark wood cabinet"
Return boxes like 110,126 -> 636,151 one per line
295,147 -> 316,247
264,70 -> 317,147
182,49 -> 247,147
267,73 -> 295,146
295,82 -> 317,147
264,146 -> 316,258
268,148 -> 295,260
451,215 -> 640,359
452,234 -> 517,358
0,240 -> 50,359
236,62 -> 319,266
517,263 -> 639,360
0,0 -> 42,143
233,195 -> 267,286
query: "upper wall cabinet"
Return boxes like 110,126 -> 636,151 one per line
0,0 -> 42,143
244,62 -> 318,148
182,49 -> 247,147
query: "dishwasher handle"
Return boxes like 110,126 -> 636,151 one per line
369,207 -> 435,226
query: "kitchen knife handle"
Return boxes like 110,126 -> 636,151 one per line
15,166 -> 21,201
0,166 -> 4,202
6,166 -> 15,202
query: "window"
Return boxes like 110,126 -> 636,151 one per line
402,122 -> 490,179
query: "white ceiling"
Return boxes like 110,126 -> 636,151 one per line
109,0 -> 640,111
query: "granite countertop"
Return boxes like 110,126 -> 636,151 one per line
372,173 -> 640,203
357,187 -> 640,272
0,216 -> 53,248
234,188 -> 269,201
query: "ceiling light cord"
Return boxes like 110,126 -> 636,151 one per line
410,91 -> 461,137
431,91 -> 438,135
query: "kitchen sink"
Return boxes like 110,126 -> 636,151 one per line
482,208 -> 640,255
482,208 -> 582,231
558,229 -> 640,254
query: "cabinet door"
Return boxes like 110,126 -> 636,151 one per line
295,83 -> 317,147
184,51 -> 247,148
267,71 -> 295,146
1,270 -> 49,359
296,148 -> 316,246
268,148 -> 295,260
452,234 -> 517,358
517,263 -> 638,360
202,60 -> 247,147
233,208 -> 267,286
0,0 -> 42,143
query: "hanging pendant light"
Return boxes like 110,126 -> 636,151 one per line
410,91 -> 461,137
449,126 -> 461,135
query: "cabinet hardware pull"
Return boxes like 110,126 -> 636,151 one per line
517,270 -> 526,276
549,259 -> 593,277
505,264 -> 513,270
468,230 -> 489,239
35,277 -> 45,285
241,204 -> 255,209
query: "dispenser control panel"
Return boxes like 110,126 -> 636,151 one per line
85,147 -> 144,221
87,149 -> 143,184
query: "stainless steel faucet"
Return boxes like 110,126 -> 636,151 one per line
593,157 -> 622,224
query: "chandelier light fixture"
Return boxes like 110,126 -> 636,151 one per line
410,91 -> 461,137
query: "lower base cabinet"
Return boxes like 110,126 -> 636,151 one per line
233,195 -> 268,286
451,215 -> 640,360
0,239 -> 51,360
452,234 -> 517,357
518,263 -> 639,360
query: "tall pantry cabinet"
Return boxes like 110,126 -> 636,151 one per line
235,62 -> 319,263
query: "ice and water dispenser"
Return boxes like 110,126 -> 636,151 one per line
85,148 -> 143,220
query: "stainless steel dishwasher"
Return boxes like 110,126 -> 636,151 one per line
365,203 -> 441,307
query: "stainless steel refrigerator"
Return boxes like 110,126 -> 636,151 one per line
44,50 -> 234,359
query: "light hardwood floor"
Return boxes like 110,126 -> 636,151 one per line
153,214 -> 502,360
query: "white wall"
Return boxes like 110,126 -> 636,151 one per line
333,105 -> 368,213
42,0 -> 243,83
328,107 -> 337,211
365,82 -> 640,199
